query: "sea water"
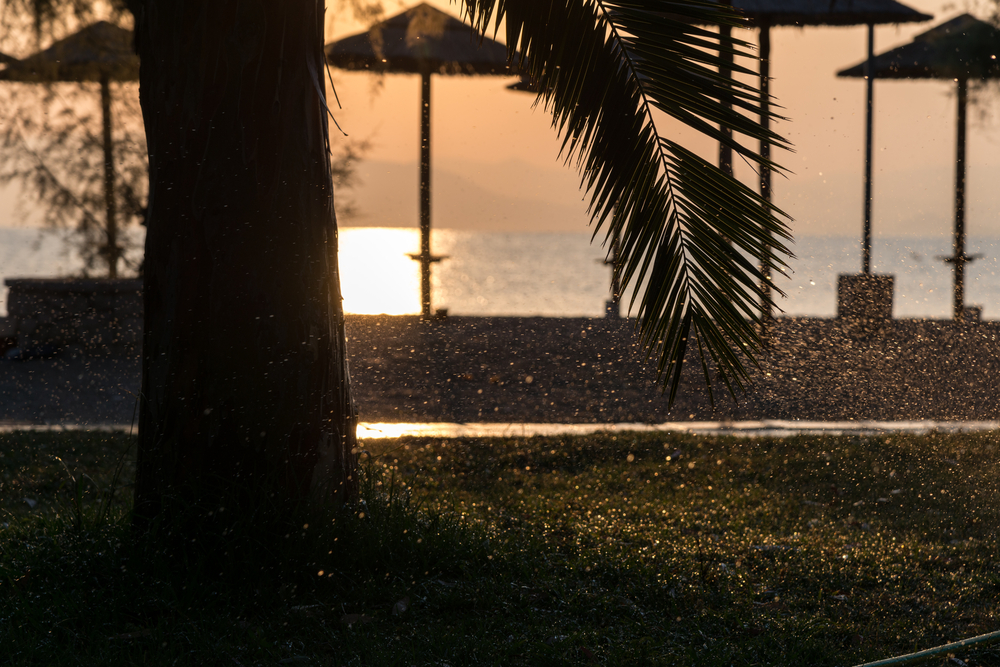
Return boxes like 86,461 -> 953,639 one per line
2,225 -> 999,320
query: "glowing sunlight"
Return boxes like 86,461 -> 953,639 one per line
338,227 -> 420,315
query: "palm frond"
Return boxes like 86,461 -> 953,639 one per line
461,0 -> 793,402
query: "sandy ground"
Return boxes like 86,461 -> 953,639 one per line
2,315 -> 1000,426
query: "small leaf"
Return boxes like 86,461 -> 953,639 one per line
108,628 -> 152,640
392,596 -> 410,616
340,613 -> 373,626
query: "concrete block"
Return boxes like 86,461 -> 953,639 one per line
17,318 -> 38,335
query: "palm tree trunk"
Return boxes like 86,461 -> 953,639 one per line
131,0 -> 356,528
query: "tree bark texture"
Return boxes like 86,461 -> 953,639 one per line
131,0 -> 356,525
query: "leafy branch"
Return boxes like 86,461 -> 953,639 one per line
461,0 -> 793,401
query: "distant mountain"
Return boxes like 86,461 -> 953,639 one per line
343,158 -> 595,233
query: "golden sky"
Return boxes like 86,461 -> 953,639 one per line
327,0 -> 1000,240
0,1 -> 990,244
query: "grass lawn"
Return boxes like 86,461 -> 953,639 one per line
2,428 -> 1000,665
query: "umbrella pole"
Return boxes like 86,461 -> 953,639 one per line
718,24 -> 733,177
419,70 -> 432,320
953,77 -> 968,321
100,73 -> 119,279
862,23 -> 875,275
605,207 -> 621,319
758,20 -> 772,327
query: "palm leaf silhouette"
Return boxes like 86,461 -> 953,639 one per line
462,0 -> 793,401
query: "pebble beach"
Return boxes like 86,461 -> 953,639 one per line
3,315 -> 1000,427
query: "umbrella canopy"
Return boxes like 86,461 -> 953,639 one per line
0,20 -> 137,82
838,14 -> 1000,320
733,0 -> 931,26
327,2 -> 512,75
838,13 -> 1000,79
326,3 -> 518,319
0,21 -> 138,279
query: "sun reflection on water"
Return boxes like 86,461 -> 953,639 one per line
339,228 -> 420,315
337,227 -> 614,317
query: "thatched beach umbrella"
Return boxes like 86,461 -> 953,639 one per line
839,14 -> 1000,321
0,21 -> 138,279
730,0 -> 931,293
326,3 -> 519,319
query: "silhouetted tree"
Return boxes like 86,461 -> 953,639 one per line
0,5 -> 145,277
0,3 -> 366,279
0,77 -> 148,277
